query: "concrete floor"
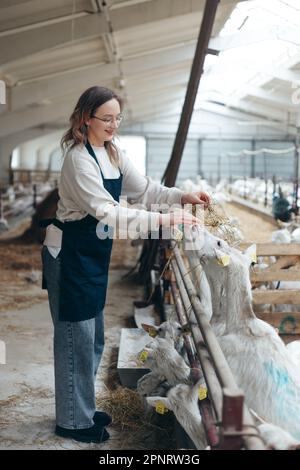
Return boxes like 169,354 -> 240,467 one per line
0,261 -> 146,450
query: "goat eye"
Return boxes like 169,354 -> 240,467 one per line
217,241 -> 221,247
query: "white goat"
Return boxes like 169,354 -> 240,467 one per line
184,226 -> 229,337
189,226 -> 300,441
258,423 -> 300,450
250,409 -> 300,450
147,381 -> 207,450
141,320 -> 183,342
271,229 -> 291,244
185,253 -> 213,321
137,371 -> 170,398
286,340 -> 300,366
138,337 -> 191,386
141,320 -> 189,363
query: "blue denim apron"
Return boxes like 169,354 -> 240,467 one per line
43,141 -> 123,322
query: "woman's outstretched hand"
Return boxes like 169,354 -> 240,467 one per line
181,191 -> 211,209
159,208 -> 202,227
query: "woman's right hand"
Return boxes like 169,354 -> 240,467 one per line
159,209 -> 202,227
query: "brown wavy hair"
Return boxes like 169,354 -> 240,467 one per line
61,86 -> 123,167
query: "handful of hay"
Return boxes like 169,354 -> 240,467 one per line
171,202 -> 243,246
204,202 -> 244,245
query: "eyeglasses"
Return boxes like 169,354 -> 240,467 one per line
91,114 -> 123,127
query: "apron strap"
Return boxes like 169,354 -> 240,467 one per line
85,140 -> 105,179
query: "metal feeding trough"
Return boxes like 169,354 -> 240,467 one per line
117,328 -> 150,388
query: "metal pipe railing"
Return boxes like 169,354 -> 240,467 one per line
170,277 -> 220,449
170,259 -> 223,422
170,242 -> 265,450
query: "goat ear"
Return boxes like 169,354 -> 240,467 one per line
146,396 -> 170,412
243,244 -> 257,266
215,249 -> 231,267
141,323 -> 158,337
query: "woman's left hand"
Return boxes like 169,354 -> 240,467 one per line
181,191 -> 211,209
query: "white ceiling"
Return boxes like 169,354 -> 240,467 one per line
0,0 -> 299,146
0,0 -> 239,141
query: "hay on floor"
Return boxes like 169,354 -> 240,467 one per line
96,386 -> 176,450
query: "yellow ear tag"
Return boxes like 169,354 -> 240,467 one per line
217,254 -> 230,266
149,328 -> 158,338
198,386 -> 207,401
155,401 -> 168,414
139,350 -> 148,362
251,252 -> 257,264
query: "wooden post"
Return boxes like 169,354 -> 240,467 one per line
219,388 -> 244,450
294,134 -> 299,215
33,184 -> 37,209
162,0 -> 220,187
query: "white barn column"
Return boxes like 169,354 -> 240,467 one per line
36,139 -> 61,171
0,130 -> 62,186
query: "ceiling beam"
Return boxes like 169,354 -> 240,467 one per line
130,102 -> 184,123
196,100 -> 273,122
10,62 -> 119,110
196,100 -> 296,134
226,99 -> 294,124
0,13 -> 109,65
9,42 -> 197,110
241,86 -> 298,111
128,89 -> 185,113
210,24 -> 300,52
0,0 -> 206,65
0,98 -> 74,138
207,60 -> 300,84
126,73 -> 189,97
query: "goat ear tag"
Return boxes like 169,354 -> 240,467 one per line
155,401 -> 168,414
139,350 -> 148,362
198,387 -> 207,401
216,254 -> 230,267
149,328 -> 158,338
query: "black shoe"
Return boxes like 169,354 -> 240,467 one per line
55,423 -> 110,443
93,411 -> 112,427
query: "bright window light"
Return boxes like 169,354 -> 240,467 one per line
197,0 -> 300,107
118,135 -> 146,175
11,147 -> 20,169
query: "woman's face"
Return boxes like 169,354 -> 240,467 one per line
86,98 -> 121,145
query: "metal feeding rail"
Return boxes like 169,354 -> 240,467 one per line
165,242 -> 265,450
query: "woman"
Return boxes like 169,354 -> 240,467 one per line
41,86 -> 210,444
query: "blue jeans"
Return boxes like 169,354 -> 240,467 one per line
41,246 -> 105,429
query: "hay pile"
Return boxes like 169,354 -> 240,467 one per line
96,387 -> 176,450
